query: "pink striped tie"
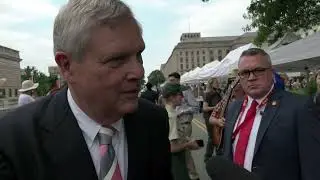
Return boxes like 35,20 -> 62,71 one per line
98,127 -> 122,180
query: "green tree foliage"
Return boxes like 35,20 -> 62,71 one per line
21,66 -> 58,96
305,78 -> 318,95
243,0 -> 320,46
147,70 -> 166,87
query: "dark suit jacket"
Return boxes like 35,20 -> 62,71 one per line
223,89 -> 320,180
0,88 -> 172,180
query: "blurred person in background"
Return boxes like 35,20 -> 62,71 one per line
273,71 -> 285,90
140,82 -> 158,104
168,72 -> 200,180
202,77 -> 222,162
0,78 -> 6,87
163,83 -> 201,180
18,80 -> 39,106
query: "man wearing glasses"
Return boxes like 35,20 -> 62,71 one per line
210,48 -> 320,180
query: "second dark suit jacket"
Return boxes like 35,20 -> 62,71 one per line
223,89 -> 320,180
0,88 -> 172,180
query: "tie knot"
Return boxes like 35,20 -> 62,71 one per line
252,100 -> 258,108
98,127 -> 115,145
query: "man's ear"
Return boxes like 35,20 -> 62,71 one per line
55,51 -> 72,83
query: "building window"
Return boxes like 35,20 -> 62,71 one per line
180,64 -> 183,70
185,51 -> 188,56
210,57 -> 214,62
203,56 -> 206,61
197,63 -> 200,67
191,51 -> 194,55
197,58 -> 200,63
185,58 -> 188,63
218,56 -> 222,61
180,57 -> 183,63
186,64 -> 189,69
15,89 -> 18,96
192,64 -> 195,69
202,50 -> 205,54
210,50 -> 213,55
203,63 -> 206,66
191,58 -> 194,63
226,49 -> 230,54
9,89 -> 12,97
197,51 -> 199,55
218,49 -> 222,56
180,51 -> 182,55
0,89 -> 5,98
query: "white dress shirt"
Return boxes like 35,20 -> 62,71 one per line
18,93 -> 35,106
67,89 -> 128,179
233,85 -> 274,171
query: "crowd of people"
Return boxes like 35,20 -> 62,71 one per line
0,0 -> 319,180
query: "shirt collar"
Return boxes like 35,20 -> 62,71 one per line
67,89 -> 123,147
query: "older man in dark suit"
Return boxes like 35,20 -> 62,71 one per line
210,48 -> 320,180
0,0 -> 172,180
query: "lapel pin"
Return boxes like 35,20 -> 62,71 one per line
272,101 -> 277,106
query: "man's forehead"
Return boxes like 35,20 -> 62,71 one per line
238,55 -> 269,69
91,19 -> 144,55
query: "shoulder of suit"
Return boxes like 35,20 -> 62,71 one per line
138,98 -> 167,114
279,90 -> 310,104
0,95 -> 54,139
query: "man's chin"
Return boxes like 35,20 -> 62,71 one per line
120,101 -> 139,114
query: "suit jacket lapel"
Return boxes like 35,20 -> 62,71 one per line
124,113 -> 137,180
39,88 -> 98,180
225,100 -> 242,158
254,89 -> 283,156
124,100 -> 150,180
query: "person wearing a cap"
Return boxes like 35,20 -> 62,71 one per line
167,72 -> 200,180
162,83 -> 200,180
18,80 -> 39,106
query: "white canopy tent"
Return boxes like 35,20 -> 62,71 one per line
213,43 -> 257,77
269,32 -> 320,72
180,71 -> 191,83
196,60 -> 221,80
182,67 -> 202,84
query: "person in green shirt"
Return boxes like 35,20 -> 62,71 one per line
162,83 -> 201,180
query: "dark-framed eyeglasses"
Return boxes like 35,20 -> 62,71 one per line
238,67 -> 271,79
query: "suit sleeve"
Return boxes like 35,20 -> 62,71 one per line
297,98 -> 320,180
151,107 -> 173,180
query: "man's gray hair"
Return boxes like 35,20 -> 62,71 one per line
238,48 -> 272,66
53,0 -> 134,61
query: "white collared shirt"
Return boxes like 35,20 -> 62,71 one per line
67,89 -> 128,179
18,94 -> 35,106
233,85 -> 274,171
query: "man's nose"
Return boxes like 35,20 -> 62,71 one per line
126,57 -> 144,80
247,72 -> 256,81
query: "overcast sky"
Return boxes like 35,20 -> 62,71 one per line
0,0 -> 251,77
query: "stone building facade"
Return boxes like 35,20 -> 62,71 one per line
0,45 -> 22,107
160,32 -> 256,78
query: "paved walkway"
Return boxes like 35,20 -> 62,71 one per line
191,113 -> 210,180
